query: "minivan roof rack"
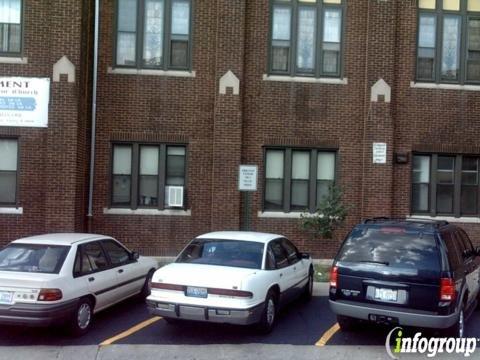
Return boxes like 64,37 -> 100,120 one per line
363,217 -> 449,228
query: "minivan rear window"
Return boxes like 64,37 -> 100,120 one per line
337,227 -> 440,270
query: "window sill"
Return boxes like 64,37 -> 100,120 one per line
103,208 -> 191,216
410,81 -> 480,92
263,74 -> 348,85
0,207 -> 23,215
0,57 -> 28,64
407,215 -> 480,224
258,211 -> 312,219
108,67 -> 196,78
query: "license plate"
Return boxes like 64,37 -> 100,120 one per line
0,291 -> 13,305
186,287 -> 208,298
374,288 -> 398,302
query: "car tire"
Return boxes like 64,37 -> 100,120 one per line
257,290 -> 278,334
302,270 -> 314,302
337,315 -> 357,332
140,269 -> 155,299
70,297 -> 93,336
445,303 -> 465,338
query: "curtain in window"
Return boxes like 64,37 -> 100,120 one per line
272,6 -> 291,72
139,146 -> 159,206
291,151 -> 310,211
117,0 -> 137,66
112,145 -> 132,205
143,0 -> 164,66
296,7 -> 316,73
0,0 -> 21,53
0,139 -> 17,204
441,15 -> 461,81
265,150 -> 284,210
322,9 -> 342,75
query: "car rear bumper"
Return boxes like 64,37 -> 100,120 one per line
329,299 -> 458,329
0,299 -> 78,327
147,300 -> 264,325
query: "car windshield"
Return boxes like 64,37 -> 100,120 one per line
337,226 -> 440,270
0,243 -> 70,274
176,239 -> 264,269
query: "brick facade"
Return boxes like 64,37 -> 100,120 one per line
2,0 -> 480,259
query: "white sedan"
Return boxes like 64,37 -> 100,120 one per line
147,231 -> 313,333
0,233 -> 157,335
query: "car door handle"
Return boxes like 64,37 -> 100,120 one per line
118,269 -> 124,274
293,267 -> 297,270
88,277 -> 95,282
279,273 -> 283,277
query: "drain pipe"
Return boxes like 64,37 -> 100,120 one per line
87,0 -> 100,231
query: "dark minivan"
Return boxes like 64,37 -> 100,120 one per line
329,218 -> 480,337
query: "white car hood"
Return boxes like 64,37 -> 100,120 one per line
0,271 -> 57,289
153,263 -> 258,290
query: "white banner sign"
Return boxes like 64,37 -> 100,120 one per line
0,77 -> 50,128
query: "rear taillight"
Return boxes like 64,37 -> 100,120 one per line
37,289 -> 63,302
151,283 -> 184,291
440,278 -> 456,301
208,288 -> 253,298
330,266 -> 338,288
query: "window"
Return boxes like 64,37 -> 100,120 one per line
269,0 -> 344,77
269,240 -> 289,269
417,0 -> 480,83
0,139 -> 18,205
101,240 -> 131,266
280,238 -> 300,265
0,0 -> 22,56
116,0 -> 192,70
83,242 -> 109,271
412,154 -> 480,216
264,148 -> 336,212
111,143 -> 187,209
440,230 -> 462,271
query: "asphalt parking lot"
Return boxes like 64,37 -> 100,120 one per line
1,283 -> 480,348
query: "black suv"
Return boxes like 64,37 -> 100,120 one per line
329,218 -> 480,337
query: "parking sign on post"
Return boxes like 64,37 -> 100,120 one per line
239,165 -> 257,231
238,165 -> 258,192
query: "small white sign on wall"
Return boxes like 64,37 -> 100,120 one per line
373,143 -> 387,164
239,165 -> 258,192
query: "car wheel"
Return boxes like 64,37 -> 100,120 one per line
257,290 -> 278,334
337,315 -> 357,332
70,297 -> 93,336
302,270 -> 314,302
445,304 -> 465,338
140,270 -> 155,299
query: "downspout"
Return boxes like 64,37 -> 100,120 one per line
87,0 -> 100,231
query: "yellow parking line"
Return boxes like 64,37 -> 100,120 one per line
315,323 -> 340,347
100,316 -> 162,346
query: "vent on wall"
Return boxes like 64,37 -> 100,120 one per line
167,186 -> 184,208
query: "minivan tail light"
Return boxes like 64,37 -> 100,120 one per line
37,289 -> 63,302
440,278 -> 456,301
330,266 -> 338,288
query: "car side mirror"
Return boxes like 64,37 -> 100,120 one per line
476,247 -> 480,256
300,252 -> 310,260
131,251 -> 140,261
463,249 -> 473,259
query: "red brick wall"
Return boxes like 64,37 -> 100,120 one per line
3,0 -> 480,259
0,0 -> 91,244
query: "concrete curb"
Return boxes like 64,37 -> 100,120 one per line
0,344 -> 459,360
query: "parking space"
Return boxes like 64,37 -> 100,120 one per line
1,284 -> 480,347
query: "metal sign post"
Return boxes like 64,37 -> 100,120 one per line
239,165 -> 258,231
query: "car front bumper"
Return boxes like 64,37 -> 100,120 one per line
329,299 -> 458,329
147,300 -> 264,325
0,299 -> 78,327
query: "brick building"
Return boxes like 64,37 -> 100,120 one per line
2,0 -> 480,258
